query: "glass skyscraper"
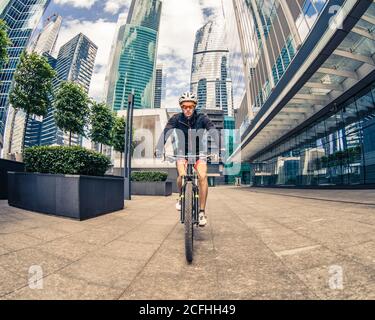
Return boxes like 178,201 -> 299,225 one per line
39,33 -> 98,146
105,0 -> 162,111
30,13 -> 62,55
191,19 -> 234,117
0,0 -> 50,154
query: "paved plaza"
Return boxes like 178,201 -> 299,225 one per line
0,186 -> 375,300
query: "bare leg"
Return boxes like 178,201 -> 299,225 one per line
176,161 -> 187,194
196,162 -> 208,211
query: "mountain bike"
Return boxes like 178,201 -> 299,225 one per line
164,154 -> 216,263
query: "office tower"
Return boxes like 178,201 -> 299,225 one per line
105,0 -> 162,111
40,33 -> 98,146
30,14 -> 62,55
191,18 -> 234,116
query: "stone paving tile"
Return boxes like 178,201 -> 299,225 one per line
36,237 -> 98,261
276,246 -> 343,272
46,221 -> 88,234
97,240 -> 161,262
341,241 -> 375,267
0,232 -> 43,251
347,282 -> 375,300
0,266 -> 27,297
118,225 -> 176,244
4,273 -> 123,300
121,244 -> 219,300
0,245 -> 9,256
58,253 -> 145,289
295,259 -> 375,299
23,227 -> 70,242
119,273 -> 189,300
67,228 -> 123,246
93,219 -> 141,237
0,248 -> 72,279
0,222 -> 34,234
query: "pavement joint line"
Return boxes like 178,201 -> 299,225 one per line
219,194 -> 320,299
115,220 -> 180,300
275,245 -> 323,257
207,212 -> 222,295
245,189 -> 375,206
0,207 -> 174,299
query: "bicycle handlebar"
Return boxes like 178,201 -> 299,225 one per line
162,154 -> 221,163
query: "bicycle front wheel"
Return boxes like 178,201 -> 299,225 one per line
184,181 -> 194,263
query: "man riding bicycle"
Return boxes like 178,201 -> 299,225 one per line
154,92 -> 219,227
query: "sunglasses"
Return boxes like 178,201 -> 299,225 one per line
181,105 -> 195,110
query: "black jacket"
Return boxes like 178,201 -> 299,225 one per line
156,111 -> 219,156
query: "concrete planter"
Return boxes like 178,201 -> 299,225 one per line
132,181 -> 172,196
8,172 -> 124,220
0,159 -> 25,200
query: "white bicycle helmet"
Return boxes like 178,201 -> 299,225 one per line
179,92 -> 198,106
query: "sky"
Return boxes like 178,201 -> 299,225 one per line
40,0 -> 225,108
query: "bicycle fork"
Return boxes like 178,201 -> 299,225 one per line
180,176 -> 200,225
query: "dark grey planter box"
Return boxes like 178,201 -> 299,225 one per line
132,181 -> 172,196
8,172 -> 124,220
0,159 -> 25,200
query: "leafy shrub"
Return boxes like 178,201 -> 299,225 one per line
24,146 -> 111,176
131,171 -> 168,182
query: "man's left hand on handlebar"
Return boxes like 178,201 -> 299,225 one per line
154,149 -> 164,159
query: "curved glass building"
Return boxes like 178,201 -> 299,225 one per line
228,0 -> 375,187
106,0 -> 162,111
191,19 -> 234,116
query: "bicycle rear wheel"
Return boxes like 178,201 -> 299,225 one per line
184,182 -> 194,263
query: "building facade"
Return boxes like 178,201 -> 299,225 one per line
228,0 -> 375,187
30,14 -> 62,55
39,33 -> 97,146
0,0 -> 50,156
191,19 -> 234,117
3,14 -> 63,156
154,64 -> 164,108
105,0 -> 162,111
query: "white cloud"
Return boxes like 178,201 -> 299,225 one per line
104,0 -> 131,14
54,0 -> 98,9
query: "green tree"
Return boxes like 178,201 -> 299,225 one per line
112,115 -> 126,170
89,101 -> 115,153
54,81 -> 90,146
0,19 -> 11,68
9,51 -> 56,151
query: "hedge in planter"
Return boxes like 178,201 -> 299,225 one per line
131,171 -> 171,196
9,146 -> 122,220
24,146 -> 111,176
131,171 -> 168,182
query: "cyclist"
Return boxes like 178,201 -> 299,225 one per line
154,92 -> 219,227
